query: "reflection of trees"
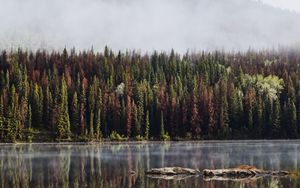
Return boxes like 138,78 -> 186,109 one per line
0,142 -> 299,188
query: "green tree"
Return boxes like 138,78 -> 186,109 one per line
145,110 -> 150,140
32,83 -> 43,128
160,110 -> 165,139
71,92 -> 79,134
272,99 -> 280,138
79,82 -> 87,135
56,76 -> 71,139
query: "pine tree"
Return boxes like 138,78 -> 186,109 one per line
0,95 -> 4,140
126,96 -> 132,137
25,105 -> 32,129
254,93 -> 263,138
43,85 -> 51,129
95,108 -> 101,140
207,89 -> 215,137
297,91 -> 300,136
88,86 -> 95,138
136,85 -> 144,136
288,99 -> 297,138
272,99 -> 280,138
32,83 -> 43,128
244,88 -> 255,135
95,88 -> 102,140
56,76 -> 71,139
133,101 -> 140,136
190,95 -> 201,139
264,98 -> 273,138
79,82 -> 86,135
160,110 -> 165,139
218,80 -> 230,138
145,110 -> 150,140
7,85 -> 21,142
71,92 -> 79,134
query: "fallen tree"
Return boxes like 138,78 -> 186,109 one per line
203,165 -> 290,179
146,165 -> 290,180
146,167 -> 200,175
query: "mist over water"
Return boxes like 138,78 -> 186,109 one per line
1,0 -> 300,53
0,141 -> 300,188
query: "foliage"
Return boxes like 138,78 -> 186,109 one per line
0,48 -> 299,141
135,135 -> 145,141
161,132 -> 170,141
110,131 -> 128,142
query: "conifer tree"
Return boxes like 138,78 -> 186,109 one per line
160,110 -> 165,139
56,76 -> 71,139
79,82 -> 86,135
145,110 -> 150,140
126,96 -> 132,137
71,92 -> 79,134
190,95 -> 201,139
272,99 -> 280,138
88,86 -> 95,138
32,83 -> 43,128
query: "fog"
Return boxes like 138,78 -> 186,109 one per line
1,0 -> 300,53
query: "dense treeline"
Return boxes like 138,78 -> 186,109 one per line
0,47 -> 300,142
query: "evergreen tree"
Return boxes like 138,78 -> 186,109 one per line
0,48 -> 299,141
145,110 -> 150,140
88,86 -> 95,138
32,83 -> 43,128
56,76 -> 71,139
95,88 -> 102,139
296,91 -> 300,135
79,82 -> 87,135
0,95 -> 4,140
71,92 -> 79,134
272,99 -> 280,138
7,85 -> 21,142
126,96 -> 132,137
160,110 -> 165,139
287,99 -> 297,138
25,105 -> 32,129
190,95 -> 201,139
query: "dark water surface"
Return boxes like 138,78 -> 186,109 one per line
0,140 -> 300,188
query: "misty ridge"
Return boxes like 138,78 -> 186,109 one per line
0,0 -> 300,53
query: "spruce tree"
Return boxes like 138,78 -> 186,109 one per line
79,82 -> 86,135
32,83 -> 43,128
56,76 -> 71,139
272,99 -> 280,138
160,110 -> 165,139
71,92 -> 79,134
145,110 -> 150,140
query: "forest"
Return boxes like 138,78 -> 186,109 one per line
0,47 -> 300,142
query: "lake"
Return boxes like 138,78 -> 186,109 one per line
0,140 -> 299,188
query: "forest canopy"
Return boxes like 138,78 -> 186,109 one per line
0,47 -> 300,142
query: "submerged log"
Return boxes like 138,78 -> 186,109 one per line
203,165 -> 290,179
146,167 -> 200,175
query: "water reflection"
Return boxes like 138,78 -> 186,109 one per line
0,141 -> 299,188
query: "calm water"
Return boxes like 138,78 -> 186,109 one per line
0,140 -> 300,188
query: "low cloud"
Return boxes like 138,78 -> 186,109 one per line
0,0 -> 300,53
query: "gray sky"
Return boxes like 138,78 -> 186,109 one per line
0,0 -> 300,53
258,0 -> 300,12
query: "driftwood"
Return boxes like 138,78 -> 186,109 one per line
146,167 -> 200,175
146,174 -> 198,180
203,165 -> 290,179
146,165 -> 290,181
